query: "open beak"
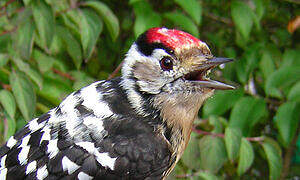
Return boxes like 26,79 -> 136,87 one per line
183,57 -> 235,90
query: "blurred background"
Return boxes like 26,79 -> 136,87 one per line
0,0 -> 299,179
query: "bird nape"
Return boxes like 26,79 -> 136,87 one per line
0,27 -> 234,180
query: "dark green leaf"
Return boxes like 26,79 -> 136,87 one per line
288,81 -> 300,102
237,138 -> 254,176
174,0 -> 202,25
0,90 -> 16,119
265,67 -> 300,98
224,127 -> 242,161
12,57 -> 43,89
70,71 -> 95,90
199,135 -> 227,173
203,89 -> 243,118
231,1 -> 253,40
13,20 -> 34,60
80,9 -> 103,61
83,1 -> 119,41
132,0 -> 161,37
274,102 -> 300,147
56,26 -> 82,69
164,12 -> 199,37
10,71 -> 36,121
229,97 -> 268,136
33,49 -> 54,73
181,133 -> 201,169
32,0 -> 55,50
262,141 -> 282,180
209,115 -> 224,134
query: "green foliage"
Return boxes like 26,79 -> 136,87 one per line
0,0 -> 299,179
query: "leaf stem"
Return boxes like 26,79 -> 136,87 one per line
280,126 -> 300,179
107,62 -> 123,80
192,127 -> 264,142
51,68 -> 75,81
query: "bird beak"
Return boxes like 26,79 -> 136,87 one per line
183,57 -> 235,90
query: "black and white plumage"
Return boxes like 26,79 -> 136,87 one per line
0,27 -> 234,180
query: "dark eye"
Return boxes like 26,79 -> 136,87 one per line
160,57 -> 173,71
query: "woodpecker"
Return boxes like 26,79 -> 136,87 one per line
0,27 -> 234,180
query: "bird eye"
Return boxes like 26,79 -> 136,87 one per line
160,57 -> 173,71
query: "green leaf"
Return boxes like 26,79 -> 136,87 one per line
80,9 -> 103,61
4,113 -> 16,141
252,0 -> 265,30
132,0 -> 161,37
0,54 -> 9,67
11,57 -> 43,89
83,1 -> 119,41
288,81 -> 300,102
13,20 -> 34,60
10,71 -> 36,121
198,171 -> 219,180
33,49 -> 54,73
56,26 -> 82,69
281,49 -> 300,68
164,12 -> 199,37
23,0 -> 32,5
262,141 -> 282,180
70,71 -> 95,90
174,0 -> 202,25
199,135 -> 227,173
181,133 -> 201,170
229,97 -> 268,136
274,102 -> 300,147
203,89 -> 243,118
209,115 -> 224,134
231,1 -> 253,40
265,67 -> 300,98
224,127 -> 242,161
0,90 -> 16,119
32,0 -> 55,50
237,138 -> 254,176
259,51 -> 275,80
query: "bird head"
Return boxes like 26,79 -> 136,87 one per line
121,27 -> 234,113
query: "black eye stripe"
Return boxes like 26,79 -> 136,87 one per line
160,57 -> 173,71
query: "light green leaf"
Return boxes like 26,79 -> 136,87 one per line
164,12 -> 199,37
181,133 -> 201,170
209,115 -> 224,134
12,57 -> 43,89
237,138 -> 254,176
274,102 -> 300,147
10,71 -> 36,121
0,90 -> 16,119
199,135 -> 227,173
83,1 -> 119,41
70,71 -> 95,90
61,10 -> 81,37
203,89 -> 243,118
23,0 -> 32,5
224,127 -> 242,161
33,49 -> 54,73
4,113 -> 16,141
198,171 -> 219,180
281,49 -> 300,68
231,1 -> 254,40
80,9 -> 103,61
132,1 -> 161,37
0,54 -> 9,67
229,97 -> 268,136
32,0 -> 55,50
288,81 -> 300,102
252,0 -> 265,30
259,51 -> 275,80
265,67 -> 300,98
174,0 -> 202,25
56,26 -> 82,69
262,141 -> 282,180
13,20 -> 34,60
